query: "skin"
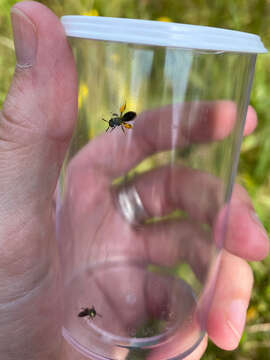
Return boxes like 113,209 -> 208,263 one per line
0,1 -> 268,359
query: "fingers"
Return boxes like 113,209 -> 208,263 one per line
0,1 -> 77,217
130,165 -> 221,224
138,219 -> 211,282
147,335 -> 208,360
113,165 -> 268,262
184,336 -> 208,360
214,184 -> 269,261
0,2 -> 77,357
206,250 -> 253,350
73,101 -> 256,180
243,105 -> 257,135
0,0 -> 77,305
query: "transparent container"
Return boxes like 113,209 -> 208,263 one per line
58,16 -> 266,360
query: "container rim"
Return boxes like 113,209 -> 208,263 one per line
61,16 -> 267,54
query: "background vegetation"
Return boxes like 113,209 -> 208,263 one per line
0,0 -> 270,359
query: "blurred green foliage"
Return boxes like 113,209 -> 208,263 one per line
0,0 -> 270,359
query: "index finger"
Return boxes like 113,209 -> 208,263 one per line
71,101 -> 257,180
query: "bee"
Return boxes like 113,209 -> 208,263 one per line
78,306 -> 102,320
102,103 -> 136,133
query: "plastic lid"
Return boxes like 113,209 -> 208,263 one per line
61,16 -> 267,54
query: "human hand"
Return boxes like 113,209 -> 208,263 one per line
0,1 -> 268,360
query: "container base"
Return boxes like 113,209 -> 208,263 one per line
62,260 -> 204,359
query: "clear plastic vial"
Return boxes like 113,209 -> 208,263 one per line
57,16 -> 266,360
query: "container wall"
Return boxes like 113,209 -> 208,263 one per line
57,39 -> 256,359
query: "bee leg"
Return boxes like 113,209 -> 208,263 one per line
121,125 -> 126,134
102,118 -> 109,123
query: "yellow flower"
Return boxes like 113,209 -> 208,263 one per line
246,306 -> 257,322
78,83 -> 89,108
157,16 -> 172,22
109,53 -> 120,64
82,9 -> 99,17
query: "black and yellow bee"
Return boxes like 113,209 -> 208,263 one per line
78,306 -> 102,320
102,103 -> 136,133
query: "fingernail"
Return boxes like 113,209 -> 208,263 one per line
227,299 -> 248,342
250,210 -> 269,239
11,8 -> 37,68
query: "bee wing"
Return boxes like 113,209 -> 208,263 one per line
78,309 -> 87,317
120,102 -> 126,115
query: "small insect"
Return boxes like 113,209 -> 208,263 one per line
102,103 -> 136,133
78,306 -> 102,320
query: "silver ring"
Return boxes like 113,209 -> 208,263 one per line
115,183 -> 149,226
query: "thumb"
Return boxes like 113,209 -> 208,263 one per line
0,2 -> 77,309
0,1 -> 77,220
